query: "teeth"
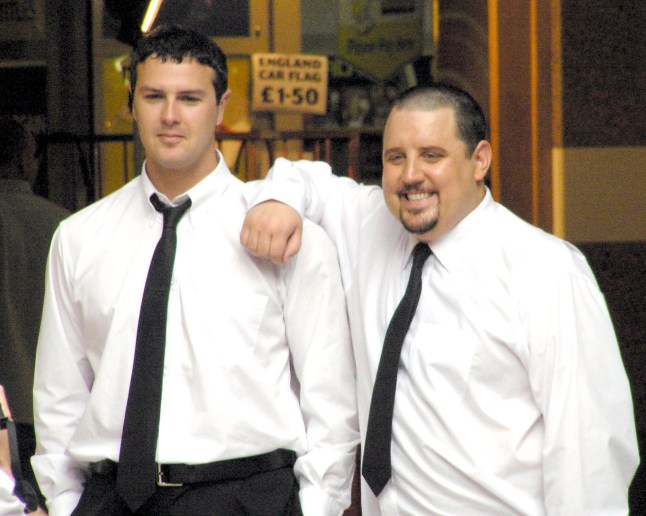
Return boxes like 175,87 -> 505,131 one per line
407,193 -> 429,201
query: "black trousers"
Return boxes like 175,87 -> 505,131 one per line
71,463 -> 303,516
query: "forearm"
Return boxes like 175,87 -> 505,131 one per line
31,454 -> 84,516
33,340 -> 88,514
32,334 -> 88,515
243,158 -> 377,272
33,236 -> 90,515
530,272 -> 638,513
245,158 -> 331,221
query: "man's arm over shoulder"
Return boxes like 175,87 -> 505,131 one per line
32,226 -> 92,515
243,158 -> 331,220
242,158 -> 377,268
283,222 -> 359,516
241,158 -> 328,265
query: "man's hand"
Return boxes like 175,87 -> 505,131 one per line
241,201 -> 303,264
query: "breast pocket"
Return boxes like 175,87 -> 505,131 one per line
407,323 -> 476,401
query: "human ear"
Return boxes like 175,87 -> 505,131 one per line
216,89 -> 232,126
472,140 -> 492,181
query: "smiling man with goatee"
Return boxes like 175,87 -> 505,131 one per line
241,84 -> 638,515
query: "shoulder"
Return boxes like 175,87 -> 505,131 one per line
299,220 -> 338,260
61,178 -> 140,228
283,220 -> 341,279
56,178 -> 143,248
490,202 -> 595,282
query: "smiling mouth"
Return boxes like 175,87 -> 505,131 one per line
405,192 -> 430,201
400,190 -> 436,202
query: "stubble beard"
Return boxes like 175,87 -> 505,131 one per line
400,206 -> 439,235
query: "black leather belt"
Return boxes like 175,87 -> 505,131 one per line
89,449 -> 297,487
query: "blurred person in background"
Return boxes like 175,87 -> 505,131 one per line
0,118 -> 69,513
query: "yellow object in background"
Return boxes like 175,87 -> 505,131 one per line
218,57 -> 253,180
101,56 -> 135,196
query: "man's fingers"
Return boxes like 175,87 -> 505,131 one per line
242,222 -> 283,264
282,226 -> 302,263
241,201 -> 302,263
240,224 -> 260,256
255,233 -> 274,261
240,224 -> 250,248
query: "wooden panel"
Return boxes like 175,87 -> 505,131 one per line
488,0 -> 556,230
495,2 -> 533,222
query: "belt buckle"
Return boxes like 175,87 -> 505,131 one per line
156,464 -> 183,487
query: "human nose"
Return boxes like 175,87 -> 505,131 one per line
161,99 -> 179,125
401,156 -> 423,184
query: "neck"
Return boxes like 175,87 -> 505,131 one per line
146,152 -> 219,201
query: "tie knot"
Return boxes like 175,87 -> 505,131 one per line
412,242 -> 432,271
150,194 -> 192,229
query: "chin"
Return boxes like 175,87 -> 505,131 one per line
400,211 -> 438,236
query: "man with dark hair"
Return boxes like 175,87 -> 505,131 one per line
33,26 -> 358,515
241,83 -> 639,514
0,118 -> 69,514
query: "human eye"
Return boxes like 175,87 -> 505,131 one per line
384,151 -> 404,164
422,149 -> 442,162
179,93 -> 202,104
142,91 -> 163,101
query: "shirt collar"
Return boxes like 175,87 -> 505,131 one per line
401,233 -> 428,270
140,150 -> 233,226
429,187 -> 494,272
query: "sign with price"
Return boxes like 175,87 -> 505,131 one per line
251,53 -> 328,114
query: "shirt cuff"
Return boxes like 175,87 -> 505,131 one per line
298,483 -> 346,516
46,488 -> 83,516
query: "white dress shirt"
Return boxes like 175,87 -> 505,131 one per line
33,153 -> 359,516
0,470 -> 25,515
246,158 -> 639,515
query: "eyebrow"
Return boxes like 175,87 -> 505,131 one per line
383,145 -> 447,156
138,86 -> 208,97
418,146 -> 447,154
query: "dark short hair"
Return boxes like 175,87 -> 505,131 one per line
391,84 -> 488,156
128,25 -> 228,110
0,119 -> 28,168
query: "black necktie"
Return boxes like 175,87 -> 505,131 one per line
362,242 -> 432,496
117,194 -> 191,511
